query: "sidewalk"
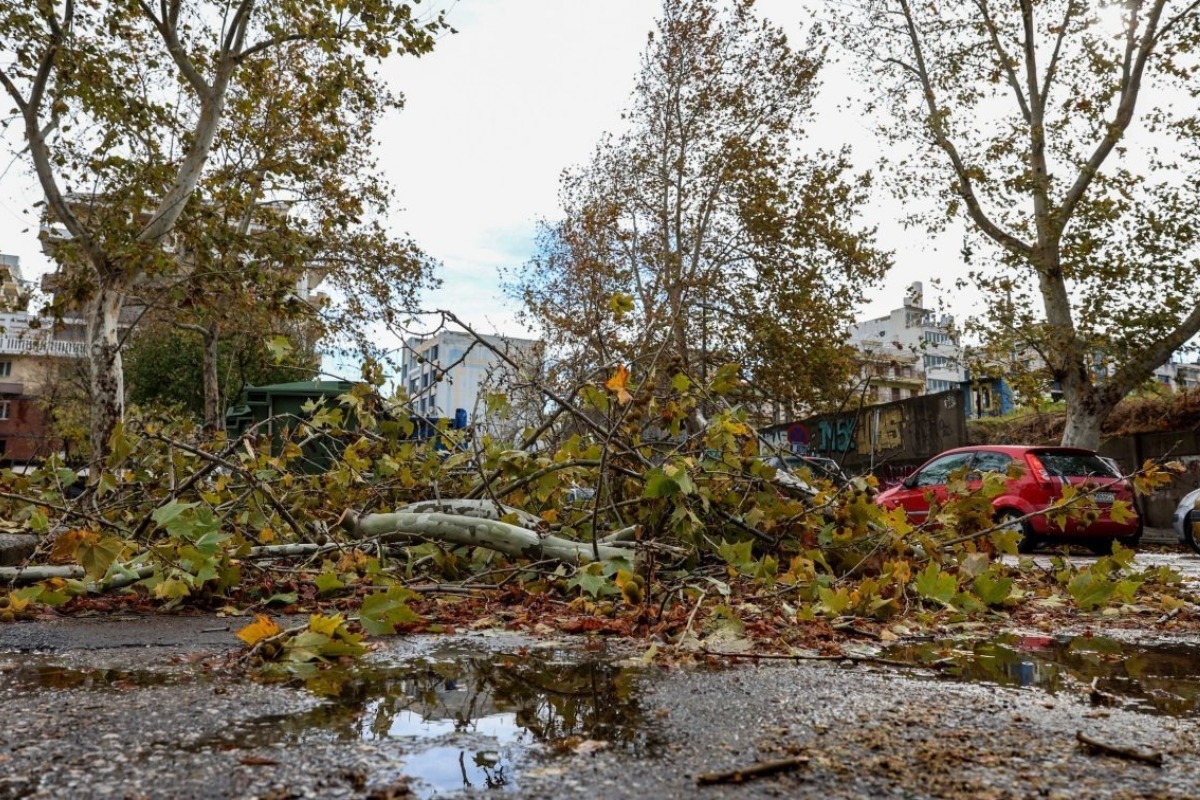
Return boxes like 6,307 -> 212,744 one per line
1143,526 -> 1181,546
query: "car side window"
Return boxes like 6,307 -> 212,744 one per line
915,453 -> 975,487
971,452 -> 1012,475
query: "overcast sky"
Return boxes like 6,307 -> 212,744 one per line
0,0 -> 964,342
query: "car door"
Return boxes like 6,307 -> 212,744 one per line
892,451 -> 977,524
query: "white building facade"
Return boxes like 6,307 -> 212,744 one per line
849,281 -> 967,395
400,330 -> 541,423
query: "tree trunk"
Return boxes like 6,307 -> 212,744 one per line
86,284 -> 126,465
202,319 -> 221,434
1059,376 -> 1106,450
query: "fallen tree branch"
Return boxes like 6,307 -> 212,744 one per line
397,499 -> 544,530
695,756 -> 809,786
341,510 -> 638,565
1075,731 -> 1163,766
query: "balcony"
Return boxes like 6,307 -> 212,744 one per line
0,336 -> 88,358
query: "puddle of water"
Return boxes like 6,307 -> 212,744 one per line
203,645 -> 657,798
0,659 -> 182,691
882,633 -> 1200,717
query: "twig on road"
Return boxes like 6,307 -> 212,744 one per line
696,756 -> 810,785
1076,731 -> 1163,767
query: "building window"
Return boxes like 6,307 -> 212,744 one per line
422,372 -> 430,389
409,379 -> 418,395
0,361 -> 10,377
0,400 -> 9,420
429,345 -> 438,363
890,387 -> 901,402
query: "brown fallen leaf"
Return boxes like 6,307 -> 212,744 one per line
238,755 -> 281,766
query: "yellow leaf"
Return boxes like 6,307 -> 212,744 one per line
308,613 -> 345,637
236,613 -> 281,646
258,527 -> 276,544
604,365 -> 634,405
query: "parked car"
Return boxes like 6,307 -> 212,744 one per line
762,454 -> 850,488
1174,487 -> 1200,554
874,445 -> 1142,554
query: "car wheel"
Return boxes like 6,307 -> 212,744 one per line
1087,539 -> 1115,556
996,510 -> 1039,554
1185,511 -> 1200,556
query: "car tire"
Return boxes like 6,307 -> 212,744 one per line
996,510 -> 1039,554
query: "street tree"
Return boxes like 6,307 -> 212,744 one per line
124,322 -> 310,420
152,41 -> 439,430
0,0 -> 445,461
506,0 -> 888,418
836,0 -> 1200,449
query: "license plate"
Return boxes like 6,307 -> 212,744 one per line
1095,491 -> 1115,504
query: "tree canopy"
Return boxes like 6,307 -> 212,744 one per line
506,0 -> 888,419
836,0 -> 1200,449
0,0 -> 447,461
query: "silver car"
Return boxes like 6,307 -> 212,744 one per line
1175,486 -> 1200,552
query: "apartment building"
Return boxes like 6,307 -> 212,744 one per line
849,282 -> 967,401
400,330 -> 542,426
0,255 -> 89,462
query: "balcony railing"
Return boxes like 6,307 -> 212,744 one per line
0,336 -> 88,358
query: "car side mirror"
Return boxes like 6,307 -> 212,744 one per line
902,474 -> 918,489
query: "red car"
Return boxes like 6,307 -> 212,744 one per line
874,445 -> 1142,553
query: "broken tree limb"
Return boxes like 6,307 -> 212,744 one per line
341,510 -> 637,565
599,526 -> 638,544
0,563 -> 154,590
1075,731 -> 1163,766
695,756 -> 810,785
0,565 -> 85,582
396,499 -> 544,530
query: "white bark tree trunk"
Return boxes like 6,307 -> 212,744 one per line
342,511 -> 637,565
86,284 -> 127,463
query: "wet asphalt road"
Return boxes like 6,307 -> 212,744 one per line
3,545 -> 1200,800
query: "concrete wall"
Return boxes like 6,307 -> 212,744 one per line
764,391 -> 968,486
768,398 -> 1199,526
1100,430 -> 1200,528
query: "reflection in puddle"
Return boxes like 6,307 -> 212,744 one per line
882,634 -> 1200,717
0,661 -> 182,691
205,645 -> 657,797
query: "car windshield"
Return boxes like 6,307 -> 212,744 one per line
1034,451 -> 1120,478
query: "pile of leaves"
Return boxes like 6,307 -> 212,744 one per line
1,369 -> 1196,680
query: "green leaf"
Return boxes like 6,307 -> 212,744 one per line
314,573 -> 346,594
914,563 -> 957,604
643,468 -> 680,498
359,587 -> 421,635
1067,572 -> 1116,610
266,335 -> 293,363
79,536 -> 125,580
151,501 -> 198,531
152,577 -> 192,600
817,586 -> 852,615
972,570 -> 1013,606
567,562 -> 614,598
717,539 -> 755,573
1109,499 -> 1136,525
